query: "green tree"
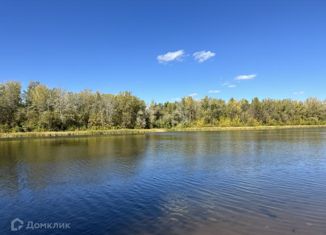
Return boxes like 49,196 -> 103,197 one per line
0,81 -> 22,131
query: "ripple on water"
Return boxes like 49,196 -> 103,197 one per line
1,128 -> 326,234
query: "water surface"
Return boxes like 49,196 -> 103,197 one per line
1,128 -> 326,234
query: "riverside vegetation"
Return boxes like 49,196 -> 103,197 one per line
0,81 -> 326,134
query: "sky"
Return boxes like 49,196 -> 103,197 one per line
0,0 -> 326,103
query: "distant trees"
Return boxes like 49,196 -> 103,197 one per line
114,92 -> 146,128
0,80 -> 325,132
0,82 -> 22,131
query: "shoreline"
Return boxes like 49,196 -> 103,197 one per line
1,125 -> 326,140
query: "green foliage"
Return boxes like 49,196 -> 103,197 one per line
0,82 -> 21,128
0,81 -> 326,132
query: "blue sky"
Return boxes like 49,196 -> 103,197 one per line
0,0 -> 325,103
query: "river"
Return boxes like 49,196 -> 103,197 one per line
1,128 -> 326,234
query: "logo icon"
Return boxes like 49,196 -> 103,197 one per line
11,218 -> 24,232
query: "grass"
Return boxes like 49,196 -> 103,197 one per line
169,125 -> 326,132
1,125 -> 326,139
0,129 -> 165,139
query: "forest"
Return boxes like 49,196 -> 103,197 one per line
0,81 -> 326,132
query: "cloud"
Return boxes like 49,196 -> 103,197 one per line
157,50 -> 185,63
293,91 -> 304,95
208,90 -> 220,93
235,74 -> 256,80
170,97 -> 181,102
222,81 -> 236,88
193,50 -> 215,63
188,93 -> 198,97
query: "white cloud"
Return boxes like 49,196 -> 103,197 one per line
188,93 -> 198,97
222,81 -> 236,88
293,91 -> 304,95
193,50 -> 215,63
235,74 -> 256,80
208,90 -> 220,93
170,97 -> 181,102
221,82 -> 236,88
157,50 -> 185,63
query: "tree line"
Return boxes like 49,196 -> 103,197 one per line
0,81 -> 325,132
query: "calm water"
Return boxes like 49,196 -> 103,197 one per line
1,128 -> 326,235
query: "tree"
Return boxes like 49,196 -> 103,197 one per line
1,80 -> 326,132
114,92 -> 146,128
0,81 -> 22,130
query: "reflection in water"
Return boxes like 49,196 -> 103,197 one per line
1,128 -> 326,235
0,136 -> 147,194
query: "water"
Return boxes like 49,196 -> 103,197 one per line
1,128 -> 326,235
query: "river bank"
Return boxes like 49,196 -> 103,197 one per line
1,125 -> 326,139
